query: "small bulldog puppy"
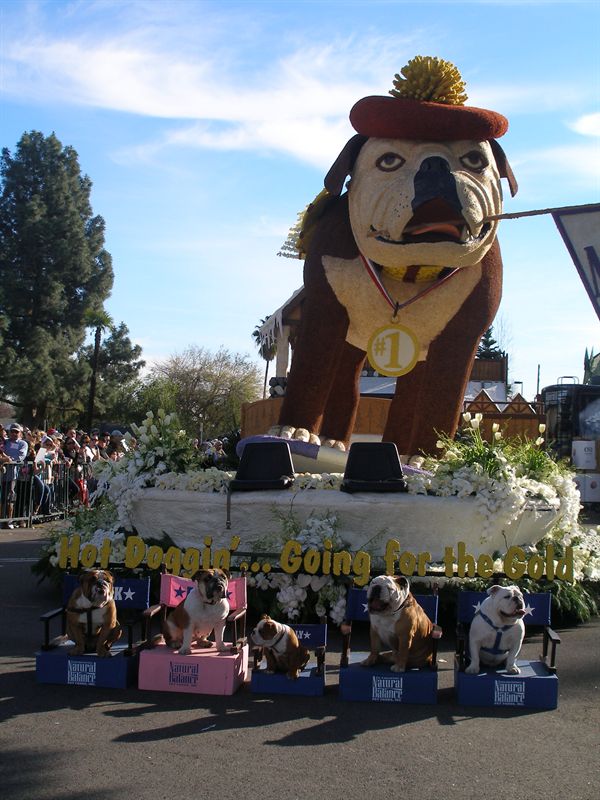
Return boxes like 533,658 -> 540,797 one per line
163,569 -> 230,656
251,615 -> 310,679
466,584 -> 526,675
362,575 -> 434,672
66,569 -> 121,657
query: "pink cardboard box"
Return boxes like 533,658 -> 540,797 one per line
138,643 -> 248,695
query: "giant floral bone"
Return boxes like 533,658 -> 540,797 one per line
274,56 -> 517,455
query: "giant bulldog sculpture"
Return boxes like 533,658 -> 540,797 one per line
270,57 -> 517,456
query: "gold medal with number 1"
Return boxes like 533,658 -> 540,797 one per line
367,322 -> 419,378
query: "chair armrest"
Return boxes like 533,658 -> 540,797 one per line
226,608 -> 246,622
339,621 -> 352,668
314,646 -> 326,676
541,625 -> 561,672
143,603 -> 162,618
40,607 -> 66,650
456,622 -> 468,671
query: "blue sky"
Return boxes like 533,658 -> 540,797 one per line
1,0 -> 598,399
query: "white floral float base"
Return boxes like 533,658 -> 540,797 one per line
129,487 -> 560,560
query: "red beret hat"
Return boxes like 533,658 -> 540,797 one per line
350,56 -> 508,142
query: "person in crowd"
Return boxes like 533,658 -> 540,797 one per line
106,430 -> 128,459
1,423 -> 29,528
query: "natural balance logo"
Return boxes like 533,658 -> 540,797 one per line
494,680 -> 526,706
372,675 -> 403,702
67,660 -> 97,686
169,661 -> 199,688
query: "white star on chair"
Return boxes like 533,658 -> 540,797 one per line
473,601 -> 482,614
362,603 -> 369,614
523,603 -> 535,618
123,588 -> 135,601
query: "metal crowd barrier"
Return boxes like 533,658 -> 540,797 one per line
0,461 -> 83,528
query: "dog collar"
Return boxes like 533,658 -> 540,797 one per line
359,252 -> 458,318
389,595 -> 411,614
381,264 -> 454,283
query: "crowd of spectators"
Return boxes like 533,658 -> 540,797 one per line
0,423 -> 135,528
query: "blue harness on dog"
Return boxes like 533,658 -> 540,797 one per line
476,610 -> 513,656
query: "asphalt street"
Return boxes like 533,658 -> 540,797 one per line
0,526 -> 598,800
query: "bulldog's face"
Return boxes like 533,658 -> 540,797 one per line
485,584 -> 525,623
251,615 -> 281,647
192,569 -> 229,604
348,138 -> 503,269
80,570 -> 115,607
367,575 -> 410,615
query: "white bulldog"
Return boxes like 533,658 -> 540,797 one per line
466,585 -> 526,675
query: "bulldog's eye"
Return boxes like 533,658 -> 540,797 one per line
376,152 -> 406,172
460,150 -> 489,172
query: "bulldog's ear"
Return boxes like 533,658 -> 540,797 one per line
324,134 -> 368,196
260,614 -> 270,621
489,139 -> 518,197
487,584 -> 503,595
394,575 -> 410,591
219,568 -> 230,579
191,569 -> 210,582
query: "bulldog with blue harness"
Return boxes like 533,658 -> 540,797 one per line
465,585 -> 525,675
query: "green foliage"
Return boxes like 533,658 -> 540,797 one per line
0,131 -> 114,427
476,326 -> 504,360
149,345 -> 262,438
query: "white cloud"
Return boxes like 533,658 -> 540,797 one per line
569,112 -> 600,137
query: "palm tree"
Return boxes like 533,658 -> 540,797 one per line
252,317 -> 277,399
84,308 -> 114,430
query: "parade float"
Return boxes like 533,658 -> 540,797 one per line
36,58 -> 600,626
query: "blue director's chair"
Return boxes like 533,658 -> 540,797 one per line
251,622 -> 328,696
454,590 -> 560,710
339,586 -> 440,704
36,572 -> 152,688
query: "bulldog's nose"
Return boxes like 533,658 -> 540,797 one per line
412,156 -> 462,212
419,156 -> 451,173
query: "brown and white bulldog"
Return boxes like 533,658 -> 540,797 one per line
362,575 -> 434,672
163,569 -> 230,655
66,569 -> 121,657
251,615 -> 310,679
466,584 -> 526,675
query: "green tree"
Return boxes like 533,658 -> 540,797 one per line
151,345 -> 262,437
79,319 -> 145,427
0,131 -> 114,427
83,308 -> 113,431
477,327 -> 505,360
252,316 -> 277,399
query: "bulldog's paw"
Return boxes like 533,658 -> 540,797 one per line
287,670 -> 301,680
465,663 -> 480,675
361,654 -> 378,667
178,646 -> 191,656
390,664 -> 406,673
96,648 -> 111,658
69,646 -> 85,656
216,643 -> 228,653
506,663 -> 521,675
